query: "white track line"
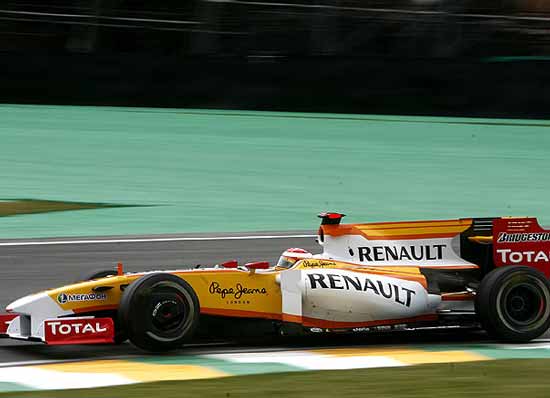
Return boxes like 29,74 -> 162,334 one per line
0,356 -> 138,368
0,234 -> 316,247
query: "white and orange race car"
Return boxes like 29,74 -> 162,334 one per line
2,213 -> 550,351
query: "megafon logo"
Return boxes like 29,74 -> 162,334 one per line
57,292 -> 107,304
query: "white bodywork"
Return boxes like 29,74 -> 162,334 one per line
5,292 -> 72,341
281,269 -> 441,325
319,234 -> 475,267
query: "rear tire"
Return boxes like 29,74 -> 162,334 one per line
118,273 -> 200,352
475,266 -> 550,342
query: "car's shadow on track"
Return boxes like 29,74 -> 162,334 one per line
0,328 -> 496,365
0,339 -> 145,363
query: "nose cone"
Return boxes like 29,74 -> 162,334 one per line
6,293 -> 45,314
6,292 -> 69,319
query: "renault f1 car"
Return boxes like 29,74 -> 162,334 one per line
3,213 -> 550,351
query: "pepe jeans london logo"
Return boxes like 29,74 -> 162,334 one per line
209,282 -> 267,299
57,292 -> 107,304
301,260 -> 337,268
209,281 -> 267,305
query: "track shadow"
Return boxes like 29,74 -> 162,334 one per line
0,328 -> 493,364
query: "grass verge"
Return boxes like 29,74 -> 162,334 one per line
4,359 -> 550,398
0,199 -> 139,217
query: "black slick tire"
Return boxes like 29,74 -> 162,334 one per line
475,266 -> 550,342
118,273 -> 200,352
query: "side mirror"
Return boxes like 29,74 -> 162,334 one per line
245,261 -> 270,274
221,260 -> 239,268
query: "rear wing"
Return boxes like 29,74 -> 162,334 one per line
315,214 -> 550,275
316,213 -> 474,267
493,217 -> 550,277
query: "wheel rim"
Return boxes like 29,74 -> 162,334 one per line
151,298 -> 185,332
145,281 -> 195,342
497,274 -> 550,333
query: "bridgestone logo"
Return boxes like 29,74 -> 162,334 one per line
497,232 -> 550,243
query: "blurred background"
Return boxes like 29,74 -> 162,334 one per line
2,0 -> 550,117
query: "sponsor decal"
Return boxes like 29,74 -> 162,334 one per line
208,281 -> 267,303
57,292 -> 107,304
44,318 -> 114,345
497,232 -> 550,243
496,249 -> 550,263
47,320 -> 107,336
307,273 -> 416,307
301,260 -> 337,268
353,244 -> 446,263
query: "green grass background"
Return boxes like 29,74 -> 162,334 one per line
1,104 -> 549,238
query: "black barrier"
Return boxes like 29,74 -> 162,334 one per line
1,53 -> 549,119
2,0 -> 550,118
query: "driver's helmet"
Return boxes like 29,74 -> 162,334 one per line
276,248 -> 312,269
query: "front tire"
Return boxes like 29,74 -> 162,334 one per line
118,273 -> 200,352
475,266 -> 550,342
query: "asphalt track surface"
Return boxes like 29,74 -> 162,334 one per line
0,231 -> 544,366
0,231 -> 319,363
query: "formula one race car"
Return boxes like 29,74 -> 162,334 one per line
3,213 -> 550,351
